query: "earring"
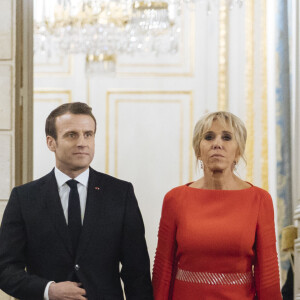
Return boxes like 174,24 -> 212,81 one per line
233,161 -> 237,171
200,160 -> 204,169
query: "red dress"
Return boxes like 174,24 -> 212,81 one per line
152,183 -> 282,300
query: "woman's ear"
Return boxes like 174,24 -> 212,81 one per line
235,149 -> 241,162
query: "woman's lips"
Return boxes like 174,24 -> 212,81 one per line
211,154 -> 224,158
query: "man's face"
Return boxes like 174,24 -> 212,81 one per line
47,113 -> 95,177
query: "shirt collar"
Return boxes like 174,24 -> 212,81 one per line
54,167 -> 89,188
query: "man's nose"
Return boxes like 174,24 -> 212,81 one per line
77,134 -> 87,146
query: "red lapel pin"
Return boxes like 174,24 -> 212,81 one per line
95,187 -> 100,190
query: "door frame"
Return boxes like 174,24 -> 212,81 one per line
15,0 -> 34,186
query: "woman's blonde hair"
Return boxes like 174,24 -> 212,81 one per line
192,111 -> 247,163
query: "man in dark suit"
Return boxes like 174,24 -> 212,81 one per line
0,102 -> 153,300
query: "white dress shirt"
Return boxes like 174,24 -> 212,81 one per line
44,167 -> 89,300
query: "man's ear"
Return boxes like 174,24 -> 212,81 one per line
46,136 -> 56,152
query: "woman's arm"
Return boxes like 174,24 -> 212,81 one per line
152,191 -> 178,300
254,190 -> 282,300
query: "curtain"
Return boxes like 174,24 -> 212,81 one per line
275,0 -> 293,282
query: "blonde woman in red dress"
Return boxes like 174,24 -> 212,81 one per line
152,111 -> 282,300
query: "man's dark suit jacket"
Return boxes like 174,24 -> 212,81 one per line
0,168 -> 153,300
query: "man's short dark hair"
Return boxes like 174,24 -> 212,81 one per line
45,102 -> 97,140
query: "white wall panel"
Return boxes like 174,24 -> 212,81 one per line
34,54 -> 72,75
103,91 -> 193,267
0,201 -> 8,225
0,66 -> 12,129
0,0 -> 12,59
0,135 -> 11,200
0,290 -> 12,300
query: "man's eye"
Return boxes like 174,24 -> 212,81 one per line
68,133 -> 75,138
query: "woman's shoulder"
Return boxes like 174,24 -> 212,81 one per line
248,185 -> 275,209
164,184 -> 187,198
250,185 -> 272,198
162,184 -> 188,209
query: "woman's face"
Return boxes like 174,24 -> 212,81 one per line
199,119 -> 240,173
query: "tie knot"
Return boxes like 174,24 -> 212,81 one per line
66,179 -> 78,190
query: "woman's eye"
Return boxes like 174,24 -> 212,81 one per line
223,134 -> 232,141
204,134 -> 214,140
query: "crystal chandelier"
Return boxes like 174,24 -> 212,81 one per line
34,0 -> 243,74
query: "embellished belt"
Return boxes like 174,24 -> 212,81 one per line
176,268 -> 253,285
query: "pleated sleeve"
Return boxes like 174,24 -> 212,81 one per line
254,190 -> 282,300
152,190 -> 179,300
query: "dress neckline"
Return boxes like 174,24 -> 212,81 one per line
185,181 -> 254,192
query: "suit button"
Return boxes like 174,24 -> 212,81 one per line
75,264 -> 80,271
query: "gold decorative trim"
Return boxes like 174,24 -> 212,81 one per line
34,90 -> 72,103
114,100 -> 119,177
189,93 -> 194,181
106,90 -> 193,95
10,64 -> 12,131
34,55 -> 73,76
86,54 -> 116,62
245,0 -> 254,183
0,65 -> 13,131
133,1 -> 168,10
118,72 -> 194,77
105,91 -> 193,184
105,92 -> 110,175
261,0 -> 268,190
217,0 -> 228,111
179,100 -> 184,184
35,55 -> 64,66
87,78 -> 90,105
10,133 -> 12,193
34,98 -> 64,103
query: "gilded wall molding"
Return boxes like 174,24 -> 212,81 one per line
260,0 -> 269,191
105,91 -> 194,182
217,0 -> 228,111
245,0 -> 254,183
34,90 -> 72,103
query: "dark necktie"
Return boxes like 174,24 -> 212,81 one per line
66,179 -> 82,254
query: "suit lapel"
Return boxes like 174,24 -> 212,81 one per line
76,168 -> 106,260
42,170 -> 73,257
